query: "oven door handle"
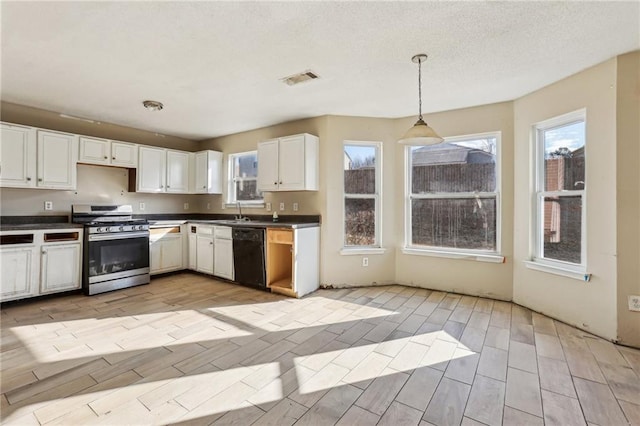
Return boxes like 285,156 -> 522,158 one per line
88,231 -> 150,241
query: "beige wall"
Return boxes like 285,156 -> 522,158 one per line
197,116 -> 327,217
616,51 -> 640,347
1,102 -> 200,216
513,59 -> 619,340
394,102 -> 515,300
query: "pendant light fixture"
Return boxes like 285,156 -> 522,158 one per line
398,54 -> 443,145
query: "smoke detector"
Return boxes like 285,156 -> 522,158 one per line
281,70 -> 320,86
143,100 -> 164,111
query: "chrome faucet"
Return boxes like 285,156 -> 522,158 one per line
235,202 -> 249,221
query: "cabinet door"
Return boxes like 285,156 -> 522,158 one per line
79,136 -> 110,165
194,151 -> 208,194
40,243 -> 81,294
138,146 -> 166,192
149,239 -> 162,274
166,150 -> 189,193
161,235 -> 183,271
214,238 -> 234,280
257,140 -> 279,191
196,235 -> 214,274
188,234 -> 197,270
111,141 -> 138,168
0,246 -> 37,301
37,130 -> 78,189
278,135 -> 306,190
0,123 -> 36,188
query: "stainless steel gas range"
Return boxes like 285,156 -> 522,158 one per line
72,204 -> 150,295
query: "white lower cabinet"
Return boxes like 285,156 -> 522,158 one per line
0,229 -> 82,302
213,226 -> 234,280
188,231 -> 197,270
0,246 -> 38,300
196,233 -> 214,275
40,243 -> 81,294
150,226 -> 184,275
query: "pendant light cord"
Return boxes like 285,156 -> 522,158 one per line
418,57 -> 423,121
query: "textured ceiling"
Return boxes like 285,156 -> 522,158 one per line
1,1 -> 639,140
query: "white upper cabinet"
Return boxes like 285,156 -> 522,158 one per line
166,150 -> 189,193
0,123 -> 36,188
79,137 -> 138,168
137,146 -> 190,194
37,130 -> 78,190
192,150 -> 223,194
138,146 -> 166,193
257,133 -> 318,192
110,141 -> 137,168
79,136 -> 110,165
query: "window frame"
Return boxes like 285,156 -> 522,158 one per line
226,150 -> 263,206
531,109 -> 587,273
342,141 -> 382,251
404,131 -> 502,257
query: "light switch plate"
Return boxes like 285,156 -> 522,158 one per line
184,203 -> 189,210
293,202 -> 299,212
279,202 -> 285,211
207,203 -> 211,210
266,202 -> 272,211
44,201 -> 53,211
629,295 -> 640,312
139,202 -> 145,211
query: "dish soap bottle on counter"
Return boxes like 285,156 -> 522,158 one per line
272,211 -> 279,222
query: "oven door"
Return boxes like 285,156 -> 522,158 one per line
86,231 -> 149,283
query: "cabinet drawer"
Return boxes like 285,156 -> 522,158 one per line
214,226 -> 232,239
268,229 -> 293,244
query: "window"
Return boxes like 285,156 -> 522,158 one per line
343,142 -> 381,247
406,133 -> 500,253
227,151 -> 262,204
534,111 -> 586,268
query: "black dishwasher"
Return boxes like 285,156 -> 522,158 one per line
232,228 -> 266,289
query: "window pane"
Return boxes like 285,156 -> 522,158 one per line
411,197 -> 496,250
230,152 -> 262,203
542,195 -> 582,264
345,198 -> 375,246
411,138 -> 496,194
235,179 -> 261,201
544,121 -> 585,191
344,145 -> 376,194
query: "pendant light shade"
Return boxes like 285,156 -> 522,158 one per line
398,54 -> 443,146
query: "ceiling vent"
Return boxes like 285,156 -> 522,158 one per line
281,70 -> 319,86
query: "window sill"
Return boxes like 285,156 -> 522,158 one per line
224,203 -> 265,209
401,247 -> 505,263
340,247 -> 387,256
524,260 -> 591,282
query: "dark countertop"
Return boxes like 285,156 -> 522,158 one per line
0,215 -> 83,231
1,223 -> 84,231
180,220 -> 320,229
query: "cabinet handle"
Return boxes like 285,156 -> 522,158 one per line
279,181 -> 282,185
104,156 -> 108,159
38,178 -> 43,182
112,157 -> 116,160
274,181 -> 277,185
166,185 -> 170,188
42,250 -> 46,255
202,185 -> 206,189
26,177 -> 31,181
210,242 -> 213,245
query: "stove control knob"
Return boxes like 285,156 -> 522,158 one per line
97,227 -> 103,233
109,226 -> 117,233
119,226 -> 125,231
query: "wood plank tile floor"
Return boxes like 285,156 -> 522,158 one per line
1,272 -> 639,425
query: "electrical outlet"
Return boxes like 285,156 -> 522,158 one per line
266,202 -> 272,211
362,257 -> 369,267
207,203 -> 211,210
629,295 -> 640,312
139,202 -> 145,211
44,201 -> 53,211
279,202 -> 285,211
293,202 -> 299,212
183,203 -> 189,210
